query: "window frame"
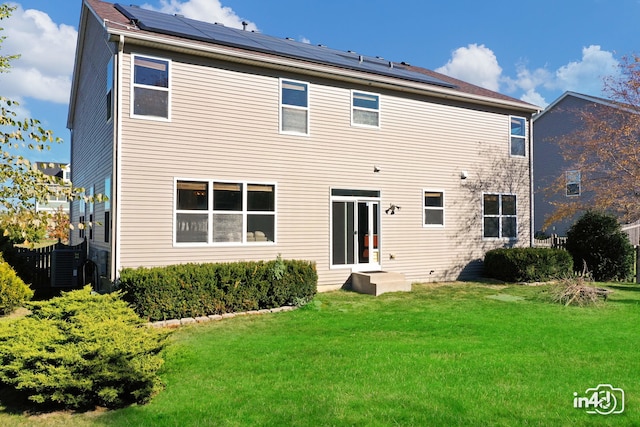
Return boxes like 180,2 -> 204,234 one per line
279,78 -> 309,135
566,170 -> 581,197
351,90 -> 380,128
173,178 -> 277,246
422,189 -> 445,228
130,53 -> 171,121
107,57 -> 114,122
509,115 -> 527,157
482,193 -> 517,240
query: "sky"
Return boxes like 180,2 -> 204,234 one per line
1,0 -> 638,164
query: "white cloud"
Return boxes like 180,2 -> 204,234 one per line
436,44 -> 502,92
553,45 -> 618,94
439,43 -> 619,107
520,89 -> 547,107
143,0 -> 258,31
0,4 -> 77,104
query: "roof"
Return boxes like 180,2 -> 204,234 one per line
73,0 -> 539,118
533,91 -> 636,122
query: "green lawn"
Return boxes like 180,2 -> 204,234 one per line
2,282 -> 639,426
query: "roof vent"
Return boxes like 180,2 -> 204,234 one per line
242,21 -> 248,30
376,56 -> 384,60
401,61 -> 411,66
347,50 -> 356,54
317,44 -> 326,47
286,37 -> 294,41
389,61 -> 393,69
359,55 -> 363,64
174,14 -> 184,18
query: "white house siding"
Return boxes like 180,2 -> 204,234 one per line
68,13 -> 114,278
114,47 -> 531,289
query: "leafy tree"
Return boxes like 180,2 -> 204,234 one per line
47,206 -> 70,243
566,210 -> 634,281
544,55 -> 640,226
0,5 -> 95,244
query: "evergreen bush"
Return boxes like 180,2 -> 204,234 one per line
0,254 -> 33,314
484,247 -> 573,282
0,286 -> 170,410
118,258 -> 317,321
566,210 -> 634,281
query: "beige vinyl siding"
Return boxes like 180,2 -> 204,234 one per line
117,48 -> 531,288
68,15 -> 114,275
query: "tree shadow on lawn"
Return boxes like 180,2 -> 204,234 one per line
606,284 -> 640,293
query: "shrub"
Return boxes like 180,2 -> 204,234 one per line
118,258 -> 317,321
0,254 -> 33,314
484,247 -> 573,282
566,211 -> 634,281
0,286 -> 170,410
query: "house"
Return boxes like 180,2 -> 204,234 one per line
533,91 -> 640,242
33,162 -> 70,214
68,0 -> 539,291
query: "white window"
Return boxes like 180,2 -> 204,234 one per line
566,170 -> 581,196
88,186 -> 94,240
352,91 -> 380,127
175,180 -> 276,245
280,79 -> 308,135
107,57 -> 114,121
104,176 -> 111,243
510,116 -> 526,157
132,54 -> 170,120
483,194 -> 517,239
423,190 -> 444,227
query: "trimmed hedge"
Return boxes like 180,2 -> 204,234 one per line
0,253 -> 33,314
484,247 -> 573,283
118,258 -> 317,321
0,286 -> 169,410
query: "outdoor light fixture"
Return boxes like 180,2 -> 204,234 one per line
460,171 -> 468,179
373,165 -> 381,173
385,204 -> 400,215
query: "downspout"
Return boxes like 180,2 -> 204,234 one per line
111,34 -> 124,281
529,114 -> 535,247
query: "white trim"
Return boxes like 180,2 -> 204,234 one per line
422,188 -> 445,228
566,170 -> 581,197
509,115 -> 527,157
173,178 -> 277,247
130,53 -> 171,122
279,78 -> 309,136
329,189 -> 382,271
482,192 -> 518,240
351,90 -> 380,128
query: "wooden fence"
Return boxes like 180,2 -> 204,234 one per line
533,234 -> 568,250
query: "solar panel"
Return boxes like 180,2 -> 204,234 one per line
115,4 -> 456,89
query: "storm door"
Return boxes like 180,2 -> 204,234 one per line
331,189 -> 380,271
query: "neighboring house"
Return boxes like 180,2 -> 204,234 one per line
533,91 -> 640,242
33,162 -> 70,213
68,0 -> 539,290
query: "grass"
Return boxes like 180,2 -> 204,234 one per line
1,282 -> 639,426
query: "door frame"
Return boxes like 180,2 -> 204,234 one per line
330,189 -> 381,272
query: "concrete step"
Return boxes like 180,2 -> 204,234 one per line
351,271 -> 410,296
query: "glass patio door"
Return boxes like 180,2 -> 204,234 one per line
332,198 -> 380,270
